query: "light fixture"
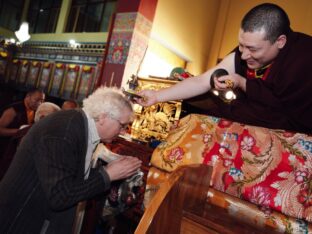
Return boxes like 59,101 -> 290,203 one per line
69,39 -> 80,49
9,38 -> 16,44
69,39 -> 76,45
15,22 -> 31,43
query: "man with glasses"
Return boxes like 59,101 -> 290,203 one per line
0,86 -> 142,234
0,88 -> 45,156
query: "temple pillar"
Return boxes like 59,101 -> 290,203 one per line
99,0 -> 158,88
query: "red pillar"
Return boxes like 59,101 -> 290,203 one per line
98,0 -> 158,88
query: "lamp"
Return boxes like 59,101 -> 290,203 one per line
69,39 -> 80,49
15,22 -> 31,43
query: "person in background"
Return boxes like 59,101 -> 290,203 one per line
0,88 -> 45,156
0,86 -> 142,234
34,102 -> 61,122
0,102 -> 61,180
62,99 -> 79,110
136,3 -> 312,134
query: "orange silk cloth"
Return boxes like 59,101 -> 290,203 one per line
150,114 -> 312,223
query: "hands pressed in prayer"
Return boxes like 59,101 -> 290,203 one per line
105,156 -> 142,181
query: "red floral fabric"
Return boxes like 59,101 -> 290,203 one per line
151,114 -> 312,223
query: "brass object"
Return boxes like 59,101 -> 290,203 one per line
225,79 -> 234,89
130,76 -> 182,142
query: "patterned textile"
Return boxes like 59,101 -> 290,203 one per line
102,170 -> 145,220
146,167 -> 312,233
151,114 -> 312,223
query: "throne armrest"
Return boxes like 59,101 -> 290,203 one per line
135,164 -> 212,234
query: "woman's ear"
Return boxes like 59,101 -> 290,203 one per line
276,35 -> 287,49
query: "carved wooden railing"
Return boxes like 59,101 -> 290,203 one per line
135,164 -> 212,234
135,164 -> 282,234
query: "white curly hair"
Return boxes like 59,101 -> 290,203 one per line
82,86 -> 133,120
34,102 -> 61,122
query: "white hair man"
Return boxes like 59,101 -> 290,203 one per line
0,86 -> 142,233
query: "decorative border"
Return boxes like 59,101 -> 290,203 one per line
113,12 -> 137,32
107,32 -> 132,64
107,12 -> 152,67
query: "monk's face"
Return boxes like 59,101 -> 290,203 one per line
27,91 -> 45,111
62,101 -> 77,110
238,28 -> 286,69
